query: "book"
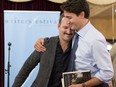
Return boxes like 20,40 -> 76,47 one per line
61,70 -> 91,87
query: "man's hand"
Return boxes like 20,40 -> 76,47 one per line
68,84 -> 82,87
108,81 -> 113,87
34,38 -> 46,52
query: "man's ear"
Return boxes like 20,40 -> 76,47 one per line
79,11 -> 85,18
57,23 -> 60,29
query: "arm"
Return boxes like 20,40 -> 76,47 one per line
12,50 -> 41,87
69,40 -> 114,87
92,40 -> 114,83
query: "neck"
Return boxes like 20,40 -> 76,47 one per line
78,19 -> 89,31
60,39 -> 70,52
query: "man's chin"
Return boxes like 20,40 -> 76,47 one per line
65,38 -> 72,42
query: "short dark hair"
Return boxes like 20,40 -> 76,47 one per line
60,0 -> 90,18
58,13 -> 64,24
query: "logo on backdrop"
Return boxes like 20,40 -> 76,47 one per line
5,19 -> 58,25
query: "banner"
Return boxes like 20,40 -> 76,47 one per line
4,10 -> 60,87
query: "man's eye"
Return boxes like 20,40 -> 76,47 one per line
63,27 -> 66,29
63,27 -> 68,29
65,16 -> 72,19
68,17 -> 72,19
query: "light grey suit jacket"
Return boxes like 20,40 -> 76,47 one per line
12,36 -> 59,87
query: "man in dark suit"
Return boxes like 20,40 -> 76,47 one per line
12,14 -> 75,87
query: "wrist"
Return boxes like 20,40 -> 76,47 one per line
82,83 -> 86,87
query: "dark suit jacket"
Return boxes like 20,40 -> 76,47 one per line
12,36 -> 59,87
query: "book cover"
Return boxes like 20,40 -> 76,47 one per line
62,70 -> 91,87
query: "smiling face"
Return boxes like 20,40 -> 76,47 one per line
58,17 -> 75,43
60,0 -> 90,31
63,11 -> 85,31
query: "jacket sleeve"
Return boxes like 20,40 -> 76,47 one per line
12,50 -> 42,87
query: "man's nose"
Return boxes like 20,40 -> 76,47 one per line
67,21 -> 71,25
67,29 -> 72,34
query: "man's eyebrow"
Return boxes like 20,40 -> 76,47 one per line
64,16 -> 72,19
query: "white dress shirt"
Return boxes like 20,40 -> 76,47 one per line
72,21 -> 114,83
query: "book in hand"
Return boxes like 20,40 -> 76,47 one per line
61,70 -> 91,87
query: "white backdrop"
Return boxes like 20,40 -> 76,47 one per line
4,10 -> 60,87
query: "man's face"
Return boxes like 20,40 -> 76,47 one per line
58,17 -> 75,42
63,11 -> 82,31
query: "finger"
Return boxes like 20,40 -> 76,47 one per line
34,43 -> 42,52
34,38 -> 46,52
35,44 -> 46,52
38,42 -> 46,51
40,39 -> 44,45
37,38 -> 46,50
34,45 -> 41,52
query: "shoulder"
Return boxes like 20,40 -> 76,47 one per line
44,36 -> 59,46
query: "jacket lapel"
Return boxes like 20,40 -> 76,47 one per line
49,36 -> 59,69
